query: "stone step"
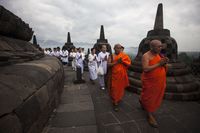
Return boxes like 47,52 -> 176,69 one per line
128,71 -> 197,84
164,90 -> 200,101
128,85 -> 200,101
129,77 -> 199,93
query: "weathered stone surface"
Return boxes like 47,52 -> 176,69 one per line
36,85 -> 49,110
0,64 -> 51,89
97,112 -> 119,125
0,114 -> 22,133
0,56 -> 64,133
0,84 -> 22,116
46,79 -> 57,99
50,111 -> 96,127
28,104 -> 54,133
47,126 -> 97,133
0,5 -> 33,41
57,102 -> 94,112
0,6 -> 44,65
0,35 -> 44,66
15,95 -> 41,133
0,74 -> 37,100
105,124 -> 123,133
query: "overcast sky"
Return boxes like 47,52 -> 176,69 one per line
0,0 -> 200,51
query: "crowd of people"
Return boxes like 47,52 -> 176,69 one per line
43,39 -> 169,128
44,47 -> 69,65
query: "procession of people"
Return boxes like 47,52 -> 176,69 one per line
42,39 -> 168,128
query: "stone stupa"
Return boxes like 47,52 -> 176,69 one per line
63,32 -> 75,51
32,35 -> 42,51
128,3 -> 200,101
93,25 -> 111,54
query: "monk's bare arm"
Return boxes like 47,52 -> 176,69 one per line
107,56 -> 117,67
142,54 -> 160,72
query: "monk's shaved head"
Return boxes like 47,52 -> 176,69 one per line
149,40 -> 162,54
114,44 -> 122,49
150,40 -> 162,48
114,44 -> 123,54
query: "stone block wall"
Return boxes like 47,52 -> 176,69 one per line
0,56 -> 64,133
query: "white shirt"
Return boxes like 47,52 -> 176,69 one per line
97,51 -> 109,74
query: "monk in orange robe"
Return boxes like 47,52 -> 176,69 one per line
140,40 -> 169,128
108,44 -> 131,111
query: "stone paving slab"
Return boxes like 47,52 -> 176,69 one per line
50,111 -> 96,127
56,102 -> 94,112
46,125 -> 97,133
61,94 -> 92,104
86,73 -> 200,133
43,66 -> 97,133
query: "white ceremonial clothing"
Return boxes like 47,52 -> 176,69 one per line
88,54 -> 98,80
97,51 -> 109,74
76,52 -> 84,73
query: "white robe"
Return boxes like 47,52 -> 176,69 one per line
61,50 -> 68,63
70,52 -> 77,70
56,51 -> 60,57
76,52 -> 85,73
97,51 -> 109,74
50,51 -> 54,56
88,54 -> 98,80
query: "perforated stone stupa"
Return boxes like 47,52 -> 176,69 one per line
93,25 -> 111,54
128,3 -> 200,101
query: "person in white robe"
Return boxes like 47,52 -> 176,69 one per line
88,48 -> 98,84
76,48 -> 85,74
61,48 -> 69,65
97,44 -> 109,90
52,48 -> 57,57
70,48 -> 77,70
44,48 -> 48,55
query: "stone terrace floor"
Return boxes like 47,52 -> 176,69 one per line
43,66 -> 200,133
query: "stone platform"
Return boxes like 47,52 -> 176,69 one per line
43,66 -> 200,133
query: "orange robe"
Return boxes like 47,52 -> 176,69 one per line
141,54 -> 167,112
110,52 -> 131,103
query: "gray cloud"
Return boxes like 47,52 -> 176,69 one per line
0,0 -> 200,51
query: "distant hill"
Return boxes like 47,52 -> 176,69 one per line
124,47 -> 138,55
74,42 -> 94,51
38,39 -> 63,48
38,39 -> 93,50
38,39 -> 138,55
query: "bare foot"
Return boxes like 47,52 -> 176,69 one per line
147,113 -> 158,128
